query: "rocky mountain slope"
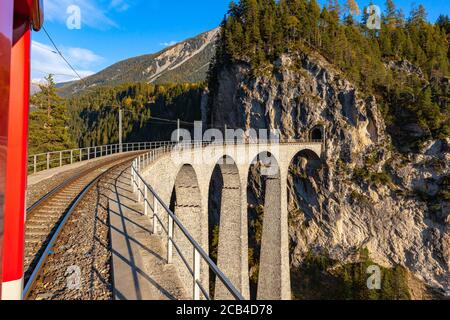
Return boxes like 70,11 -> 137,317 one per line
58,28 -> 220,97
206,51 -> 449,299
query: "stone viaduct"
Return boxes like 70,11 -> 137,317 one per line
140,141 -> 323,300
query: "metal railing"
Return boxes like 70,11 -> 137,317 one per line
130,144 -> 245,300
28,142 -> 170,175
28,137 -> 324,175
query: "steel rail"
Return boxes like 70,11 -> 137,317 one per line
23,156 -> 137,299
27,141 -> 172,174
26,152 -> 142,214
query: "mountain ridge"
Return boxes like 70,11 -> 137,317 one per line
58,27 -> 220,97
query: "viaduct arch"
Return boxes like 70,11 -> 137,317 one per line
142,140 -> 323,300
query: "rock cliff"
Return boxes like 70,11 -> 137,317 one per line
207,51 -> 449,298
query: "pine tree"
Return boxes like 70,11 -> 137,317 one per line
436,15 -> 450,35
409,4 -> 427,25
327,0 -> 341,22
29,75 -> 76,154
416,87 -> 442,132
307,0 -> 321,46
361,6 -> 369,29
260,0 -> 277,57
242,0 -> 262,57
384,0 -> 397,28
344,0 -> 360,17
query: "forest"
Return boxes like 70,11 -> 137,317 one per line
29,80 -> 205,153
67,82 -> 205,148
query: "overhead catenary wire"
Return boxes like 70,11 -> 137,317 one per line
42,26 -> 87,86
119,109 -> 197,126
31,68 -> 82,78
32,41 -> 58,53
149,116 -> 195,126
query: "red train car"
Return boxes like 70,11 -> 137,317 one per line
0,0 -> 43,300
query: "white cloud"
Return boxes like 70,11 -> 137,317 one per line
31,41 -> 103,83
65,47 -> 103,67
109,0 -> 131,12
43,0 -> 133,30
160,41 -> 178,47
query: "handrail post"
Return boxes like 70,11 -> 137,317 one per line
80,149 -> 83,162
167,215 -> 173,264
131,167 -> 136,193
134,167 -> 137,193
132,162 -> 135,192
47,153 -> 50,170
138,178 -> 141,203
60,151 -> 62,167
144,186 -> 148,216
88,147 -> 90,160
34,155 -> 37,174
131,161 -> 136,193
153,197 -> 158,234
193,248 -> 201,300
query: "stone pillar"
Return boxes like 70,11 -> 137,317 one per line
257,175 -> 291,300
172,166 -> 207,299
215,166 -> 249,300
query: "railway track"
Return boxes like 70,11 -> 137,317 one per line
23,153 -> 141,299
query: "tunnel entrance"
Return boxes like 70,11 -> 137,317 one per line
310,126 -> 324,141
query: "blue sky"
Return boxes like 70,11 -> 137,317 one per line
31,0 -> 449,83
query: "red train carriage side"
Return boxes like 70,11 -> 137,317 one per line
0,0 -> 43,300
